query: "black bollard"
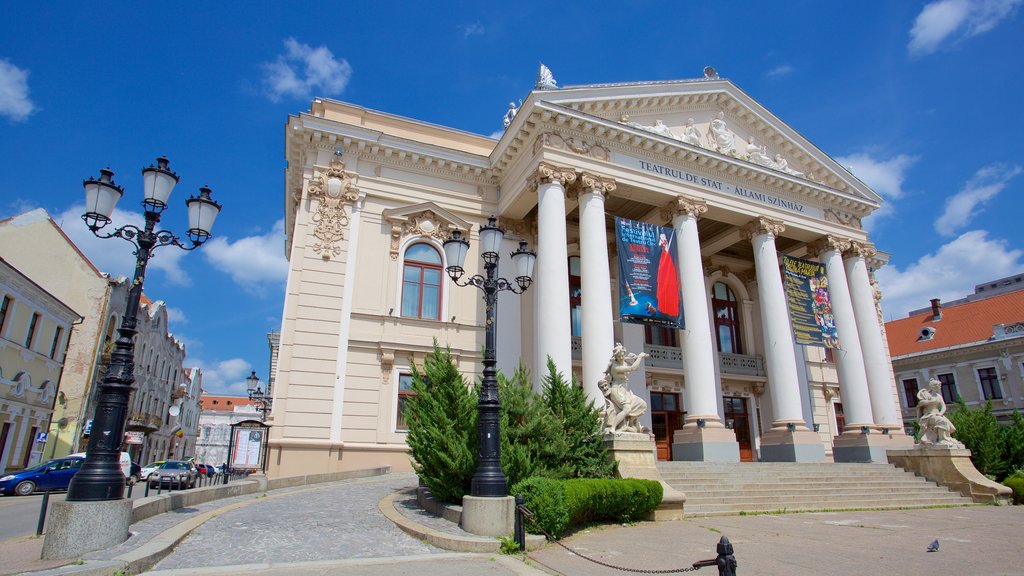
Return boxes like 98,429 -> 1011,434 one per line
514,495 -> 525,552
127,482 -> 133,499
716,535 -> 737,576
36,491 -> 50,536
145,481 -> 150,497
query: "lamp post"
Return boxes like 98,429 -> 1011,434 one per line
246,370 -> 272,420
442,216 -> 536,497
67,156 -> 221,501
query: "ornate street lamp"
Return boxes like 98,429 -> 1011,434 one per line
442,216 -> 536,497
246,371 -> 272,420
67,156 -> 221,501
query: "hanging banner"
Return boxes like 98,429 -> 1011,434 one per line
782,255 -> 839,348
615,217 -> 684,329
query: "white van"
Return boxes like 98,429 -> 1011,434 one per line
70,451 -> 132,482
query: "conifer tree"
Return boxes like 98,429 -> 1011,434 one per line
541,358 -> 617,479
404,343 -> 477,503
497,365 -> 567,487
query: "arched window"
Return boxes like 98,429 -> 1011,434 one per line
712,282 -> 742,354
401,244 -> 442,320
569,256 -> 582,337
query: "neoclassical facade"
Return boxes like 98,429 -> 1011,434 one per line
269,73 -> 910,477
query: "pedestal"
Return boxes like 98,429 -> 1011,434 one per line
460,495 -> 515,537
42,499 -> 132,559
671,424 -> 740,462
604,432 -> 685,520
832,431 -> 893,463
887,446 -> 1012,503
759,427 -> 826,462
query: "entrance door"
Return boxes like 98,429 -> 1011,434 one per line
723,396 -> 753,462
650,392 -> 681,460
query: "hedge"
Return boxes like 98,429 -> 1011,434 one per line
512,476 -> 663,538
1004,473 -> 1024,505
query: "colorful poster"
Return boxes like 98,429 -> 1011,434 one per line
615,217 -> 684,329
783,255 -> 839,348
230,428 -> 264,468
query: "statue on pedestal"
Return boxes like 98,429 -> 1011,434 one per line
916,378 -> 965,449
599,343 -> 649,434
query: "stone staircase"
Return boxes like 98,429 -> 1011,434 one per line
657,461 -> 976,517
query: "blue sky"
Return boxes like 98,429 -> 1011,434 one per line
1,1 -> 1022,395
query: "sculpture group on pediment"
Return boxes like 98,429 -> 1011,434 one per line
745,137 -> 774,167
502,101 -> 518,129
681,118 -> 702,146
706,111 -> 737,155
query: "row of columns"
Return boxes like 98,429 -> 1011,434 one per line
525,162 -> 905,462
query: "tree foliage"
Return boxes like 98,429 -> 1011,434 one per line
497,365 -> 566,487
949,402 -> 1024,481
541,358 -> 617,479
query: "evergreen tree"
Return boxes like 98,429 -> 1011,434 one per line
541,358 -> 617,479
1001,409 -> 1024,477
950,400 -> 1007,479
497,365 -> 567,487
404,343 -> 478,503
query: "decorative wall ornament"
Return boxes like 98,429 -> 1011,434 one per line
578,172 -> 617,195
660,195 -> 708,223
528,162 -> 577,191
387,210 -> 452,260
380,349 -> 394,385
824,208 -> 864,229
535,63 -> 558,90
843,240 -> 877,260
806,234 -> 852,258
740,216 -> 785,241
534,132 -> 609,160
305,158 -> 360,260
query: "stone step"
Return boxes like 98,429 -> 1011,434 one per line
682,491 -> 965,505
668,484 -> 946,496
683,499 -> 973,517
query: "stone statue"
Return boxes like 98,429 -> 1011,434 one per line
599,343 -> 649,434
535,63 -> 557,90
681,118 -> 702,146
772,154 -> 805,177
916,379 -> 965,448
706,111 -> 736,154
745,137 -> 773,166
648,119 -> 676,139
502,102 -> 518,129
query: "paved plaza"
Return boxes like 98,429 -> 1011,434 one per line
2,472 -> 1022,576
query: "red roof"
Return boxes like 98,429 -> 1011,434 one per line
885,290 -> 1024,357
200,395 -> 255,411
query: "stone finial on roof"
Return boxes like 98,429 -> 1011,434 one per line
535,63 -> 557,90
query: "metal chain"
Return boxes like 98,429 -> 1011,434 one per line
519,505 -> 706,574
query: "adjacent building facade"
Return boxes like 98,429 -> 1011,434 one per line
195,395 -> 260,466
0,258 -> 79,473
269,72 -> 911,478
886,274 -> 1024,431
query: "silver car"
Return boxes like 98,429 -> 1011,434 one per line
147,460 -> 197,489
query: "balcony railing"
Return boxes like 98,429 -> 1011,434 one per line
571,337 -> 582,360
126,412 -> 162,432
645,344 -> 685,370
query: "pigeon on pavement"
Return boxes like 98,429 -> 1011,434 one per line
927,539 -> 940,552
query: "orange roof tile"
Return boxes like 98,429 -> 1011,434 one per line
885,290 -> 1024,357
200,395 -> 255,411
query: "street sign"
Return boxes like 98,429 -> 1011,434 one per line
124,430 -> 145,444
35,431 -> 48,443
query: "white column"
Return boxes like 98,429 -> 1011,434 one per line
532,163 -> 576,389
742,217 -> 807,429
666,197 -> 721,425
845,242 -> 902,429
577,173 -> 616,404
811,236 -> 874,433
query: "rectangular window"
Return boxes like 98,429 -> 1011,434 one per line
833,402 -> 845,435
0,295 -> 11,335
902,378 -> 919,408
396,374 -> 416,431
50,326 -> 64,359
644,325 -> 679,347
25,312 -> 40,350
937,373 -> 959,404
977,367 -> 1002,400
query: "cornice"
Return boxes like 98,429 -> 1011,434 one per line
891,335 -> 1024,365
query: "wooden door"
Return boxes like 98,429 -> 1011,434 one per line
650,392 -> 681,461
724,396 -> 753,462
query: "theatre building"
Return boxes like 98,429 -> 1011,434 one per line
268,71 -> 911,477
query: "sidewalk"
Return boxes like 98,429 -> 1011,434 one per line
4,472 -> 1023,576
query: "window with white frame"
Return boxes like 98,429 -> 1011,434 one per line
936,373 -> 959,404
396,373 -> 416,431
902,377 -> 919,408
401,244 -> 442,320
977,367 -> 1002,400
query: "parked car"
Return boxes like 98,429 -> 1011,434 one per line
0,456 -> 85,496
140,460 -> 166,481
128,462 -> 143,485
148,460 -> 197,489
194,463 -> 216,478
70,451 -> 133,484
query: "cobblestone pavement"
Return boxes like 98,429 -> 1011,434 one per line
150,473 -> 441,569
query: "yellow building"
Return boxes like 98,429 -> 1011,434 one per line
269,71 -> 911,478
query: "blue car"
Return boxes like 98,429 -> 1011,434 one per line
0,456 -> 85,496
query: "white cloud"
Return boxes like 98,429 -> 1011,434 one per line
875,230 -> 1024,319
765,64 -> 794,78
0,58 -> 35,122
56,204 -> 191,286
934,163 -> 1022,235
461,22 -> 485,38
189,357 -> 252,395
261,38 -> 352,102
203,219 -> 289,292
909,0 -> 1022,56
165,306 -> 187,324
835,153 -> 918,227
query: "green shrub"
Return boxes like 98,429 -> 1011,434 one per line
541,359 -> 617,479
1002,410 -> 1024,476
1003,473 -> 1024,505
512,476 -> 662,538
497,366 -> 567,488
950,400 -> 1008,479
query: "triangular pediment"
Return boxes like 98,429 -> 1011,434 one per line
381,202 -> 471,260
499,78 -> 881,210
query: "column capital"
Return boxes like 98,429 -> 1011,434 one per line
806,234 -> 852,258
739,216 -> 785,241
528,162 -> 577,191
577,172 -> 616,194
660,195 -> 708,224
843,240 -> 877,260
